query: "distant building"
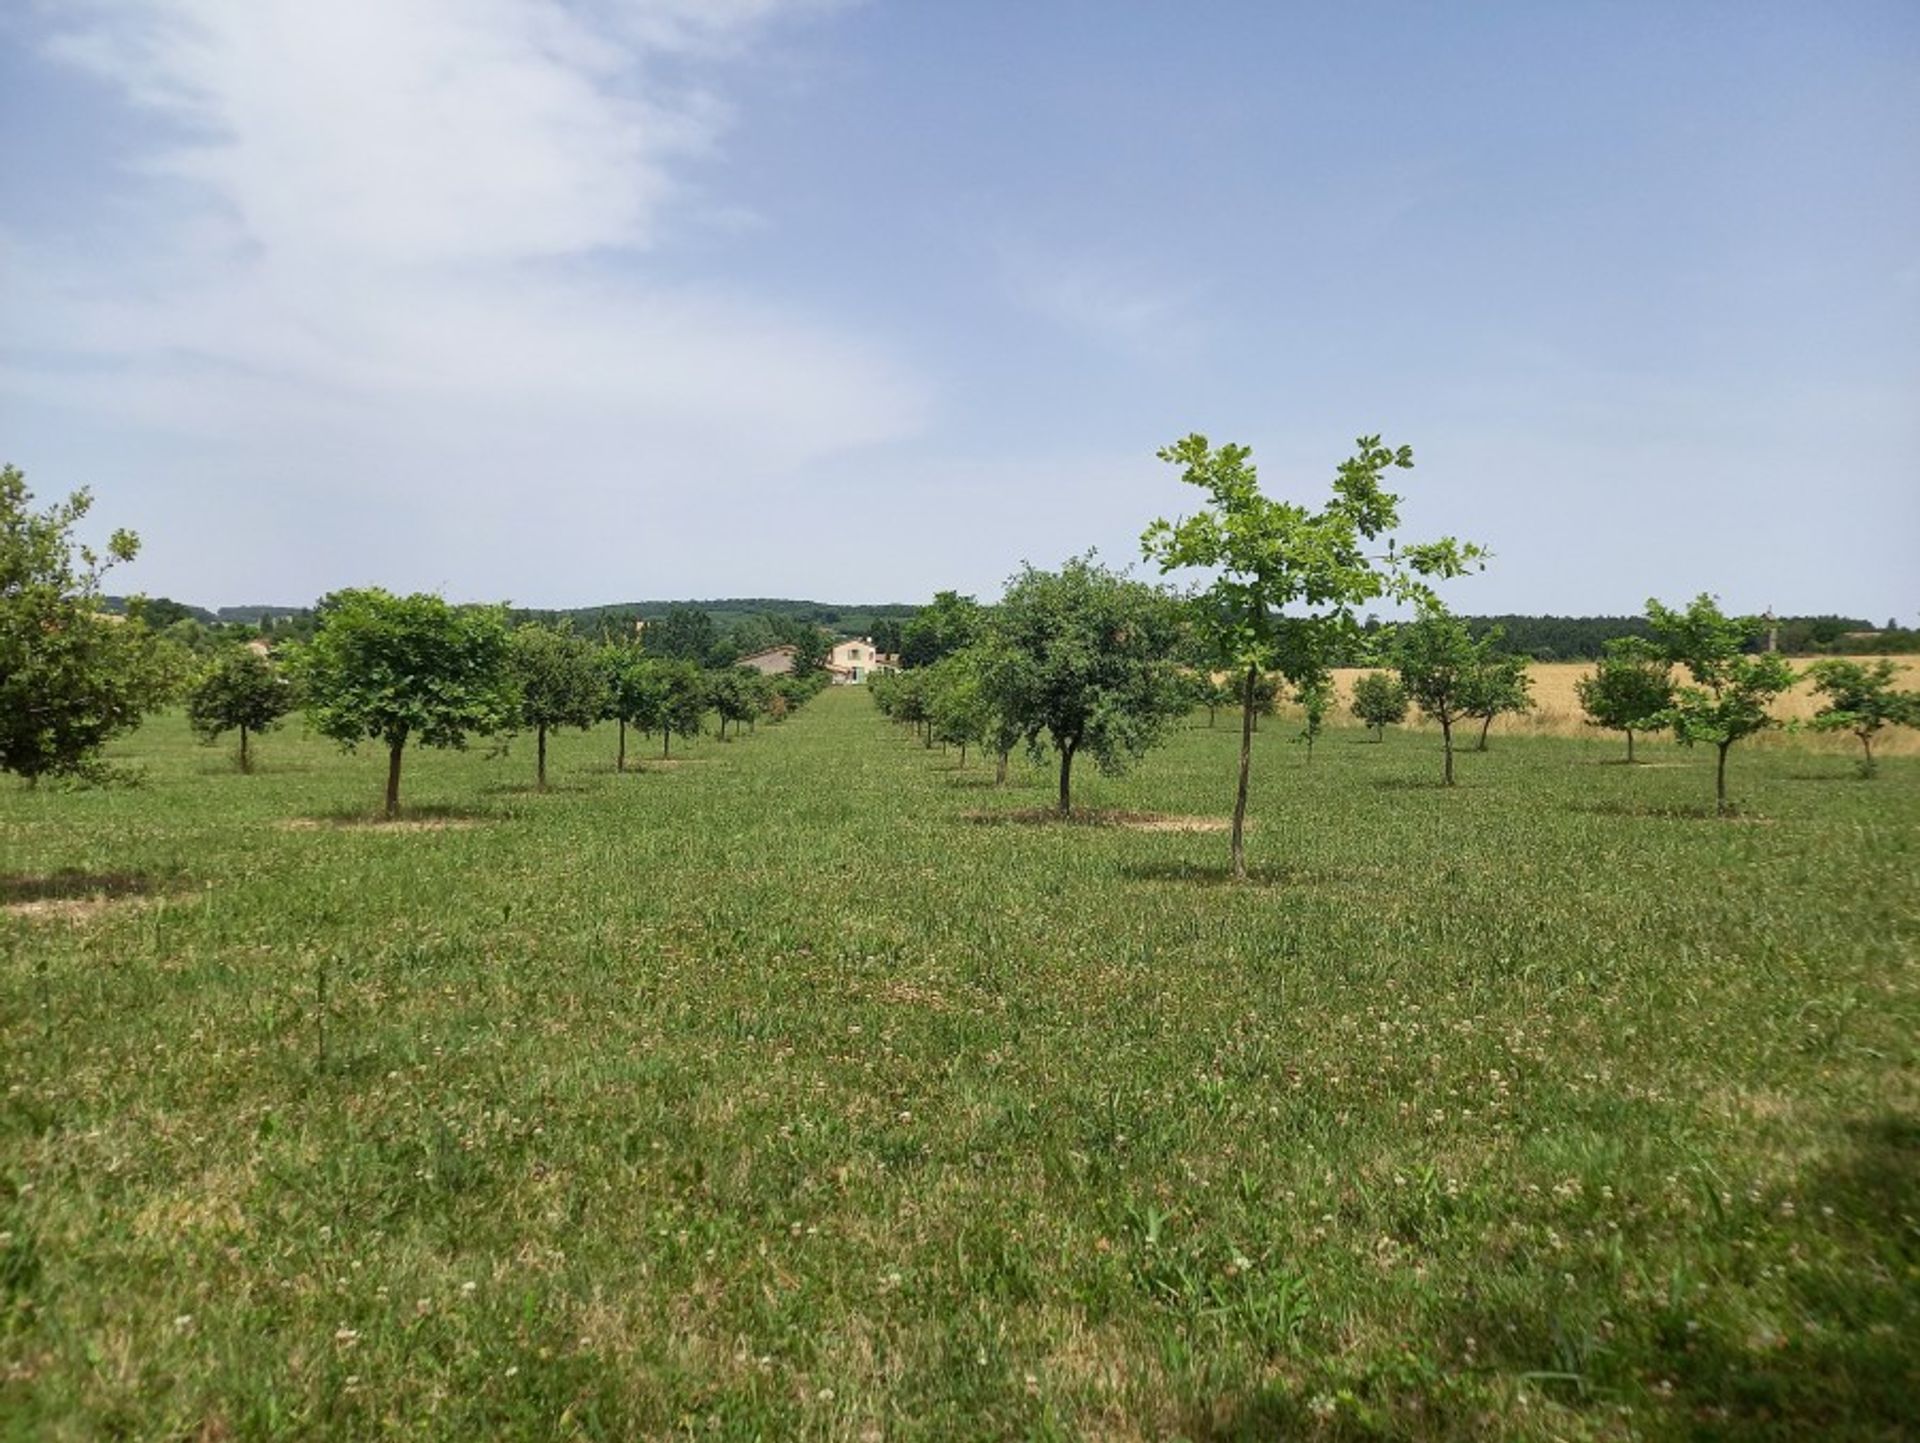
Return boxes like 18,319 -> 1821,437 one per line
737,645 -> 798,676
826,637 -> 897,684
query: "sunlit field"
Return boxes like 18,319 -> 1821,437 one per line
4,689 -> 1916,1441
1324,656 -> 1920,756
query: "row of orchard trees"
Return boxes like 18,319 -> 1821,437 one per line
197,590 -> 827,814
872,437 -> 1918,879
1347,603 -> 1917,801
0,466 -> 828,814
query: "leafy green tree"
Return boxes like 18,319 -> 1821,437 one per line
1646,594 -> 1796,814
657,661 -> 708,757
706,668 -> 761,741
1143,435 -> 1483,876
981,554 -> 1185,814
1461,637 -> 1534,750
1803,657 -> 1918,776
508,625 -> 609,790
644,605 -> 720,664
925,652 -> 993,767
0,465 -> 183,785
1349,671 -> 1409,740
186,648 -> 294,772
600,643 -> 659,772
291,589 -> 515,818
1293,671 -> 1333,762
1575,636 -> 1673,762
901,590 -> 986,669
1394,608 -> 1484,786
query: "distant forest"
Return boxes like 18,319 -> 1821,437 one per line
103,595 -> 1917,660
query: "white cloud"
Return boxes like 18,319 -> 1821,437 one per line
4,0 -> 923,599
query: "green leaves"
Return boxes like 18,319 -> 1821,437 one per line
1646,595 -> 1796,748
508,624 -> 608,734
0,464 -> 179,782
292,589 -> 517,753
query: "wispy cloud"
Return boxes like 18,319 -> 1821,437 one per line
997,240 -> 1208,358
3,0 -> 921,595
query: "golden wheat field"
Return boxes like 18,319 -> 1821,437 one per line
1304,655 -> 1920,756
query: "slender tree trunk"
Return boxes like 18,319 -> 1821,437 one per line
239,725 -> 251,773
1625,728 -> 1635,763
1208,704 -> 1217,728
1476,714 -> 1493,751
663,729 -> 671,758
385,736 -> 405,819
1441,718 -> 1455,786
1056,740 -> 1076,815
996,748 -> 1009,786
1715,741 -> 1731,814
959,742 -> 968,769
1305,733 -> 1315,764
617,718 -> 626,773
536,724 -> 549,790
1231,663 -> 1257,882
1861,731 -> 1875,776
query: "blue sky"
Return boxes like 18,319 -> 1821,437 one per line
3,1 -> 1916,618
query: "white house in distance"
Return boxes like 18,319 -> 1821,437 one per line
827,637 -> 897,684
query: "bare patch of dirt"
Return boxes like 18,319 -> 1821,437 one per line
279,816 -> 488,833
3,871 -> 167,922
964,808 -> 1239,833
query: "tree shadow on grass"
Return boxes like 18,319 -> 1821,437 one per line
1370,775 -> 1456,791
1117,859 -> 1342,889
1570,800 -> 1771,823
1405,1113 -> 1920,1442
2,871 -> 165,906
480,782 -> 593,796
286,803 -> 500,831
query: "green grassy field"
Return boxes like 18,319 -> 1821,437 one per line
3,690 -> 1916,1441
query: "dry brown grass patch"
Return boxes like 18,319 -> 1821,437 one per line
279,816 -> 488,833
964,808 -> 1239,833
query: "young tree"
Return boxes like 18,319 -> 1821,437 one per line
600,643 -> 661,772
1803,657 -> 1918,776
1575,636 -> 1673,762
925,652 -> 991,767
186,648 -> 294,772
1394,608 -> 1483,786
657,660 -> 708,757
1143,435 -> 1483,877
1461,638 -> 1534,751
292,589 -> 515,818
1646,594 -> 1796,814
1293,671 -> 1333,762
0,465 -> 182,784
508,624 -> 608,790
706,668 -> 760,741
1349,671 -> 1409,740
981,554 -> 1185,814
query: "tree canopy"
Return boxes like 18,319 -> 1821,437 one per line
508,624 -> 609,789
1645,594 -> 1796,814
186,647 -> 294,772
292,588 -> 516,817
0,464 -> 182,784
981,554 -> 1184,814
1143,434 -> 1483,875
1575,636 -> 1673,762
1803,657 -> 1917,776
